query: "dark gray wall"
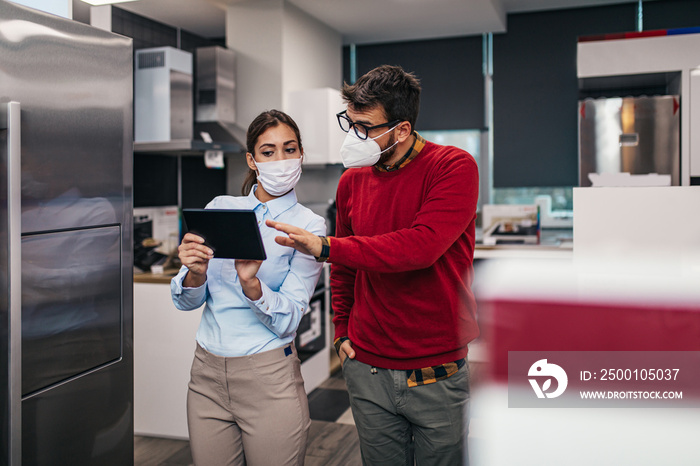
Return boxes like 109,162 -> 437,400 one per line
493,0 -> 700,188
111,6 -> 228,208
492,3 -> 637,188
344,36 -> 485,131
344,0 -> 700,188
644,0 -> 700,30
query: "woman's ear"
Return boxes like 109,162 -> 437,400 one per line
246,152 -> 258,172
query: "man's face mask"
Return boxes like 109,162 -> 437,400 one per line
339,125 -> 400,168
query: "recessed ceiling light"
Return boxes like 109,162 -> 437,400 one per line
81,0 -> 140,5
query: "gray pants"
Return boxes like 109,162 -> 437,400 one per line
187,343 -> 310,466
342,357 -> 470,466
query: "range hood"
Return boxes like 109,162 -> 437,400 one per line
193,46 -> 246,152
133,45 -> 245,154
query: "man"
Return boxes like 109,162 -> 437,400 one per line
268,64 -> 479,465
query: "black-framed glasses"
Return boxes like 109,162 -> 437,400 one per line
336,110 -> 401,140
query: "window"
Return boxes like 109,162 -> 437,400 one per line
420,129 -> 481,165
492,186 -> 573,211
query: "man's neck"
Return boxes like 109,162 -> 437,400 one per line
383,134 -> 416,167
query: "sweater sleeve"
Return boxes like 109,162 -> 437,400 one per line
330,174 -> 357,341
329,151 -> 478,273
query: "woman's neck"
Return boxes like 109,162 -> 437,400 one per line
254,185 -> 276,204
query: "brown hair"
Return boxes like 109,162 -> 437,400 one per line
341,64 -> 421,132
241,110 -> 303,196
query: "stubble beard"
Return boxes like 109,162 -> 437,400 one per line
376,133 -> 397,166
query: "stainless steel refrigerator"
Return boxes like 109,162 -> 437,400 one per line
578,95 -> 680,187
1,1 -> 133,464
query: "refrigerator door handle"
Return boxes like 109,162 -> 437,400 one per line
1,101 -> 22,466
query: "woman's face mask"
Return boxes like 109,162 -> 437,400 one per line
253,155 -> 303,196
339,125 -> 399,168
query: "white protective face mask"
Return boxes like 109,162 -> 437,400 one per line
254,156 -> 302,196
339,125 -> 400,168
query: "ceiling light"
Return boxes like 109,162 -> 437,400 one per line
81,0 -> 140,5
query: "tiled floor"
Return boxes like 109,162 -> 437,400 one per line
134,371 -> 360,466
307,374 -> 352,423
134,436 -> 193,466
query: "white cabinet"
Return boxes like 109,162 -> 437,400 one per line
134,282 -> 201,439
573,186 -> 700,266
286,88 -> 345,165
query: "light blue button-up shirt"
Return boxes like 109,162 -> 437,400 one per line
171,186 -> 326,357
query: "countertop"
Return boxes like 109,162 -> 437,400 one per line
133,229 -> 574,283
133,268 -> 180,284
474,228 -> 573,260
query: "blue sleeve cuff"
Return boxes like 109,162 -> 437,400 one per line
171,266 -> 207,309
245,280 -> 274,315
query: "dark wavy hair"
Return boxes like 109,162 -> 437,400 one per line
341,64 -> 421,131
241,110 -> 303,196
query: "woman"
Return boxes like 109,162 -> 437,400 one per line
171,110 -> 325,466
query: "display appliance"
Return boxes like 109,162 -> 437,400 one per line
1,2 -> 134,464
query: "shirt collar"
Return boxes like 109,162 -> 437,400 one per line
246,184 -> 298,219
375,132 -> 426,172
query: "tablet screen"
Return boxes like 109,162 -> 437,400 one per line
182,209 -> 267,260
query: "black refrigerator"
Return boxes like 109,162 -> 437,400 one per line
1,1 -> 134,464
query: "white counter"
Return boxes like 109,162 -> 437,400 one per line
474,244 -> 572,260
133,282 -> 201,439
573,186 -> 700,268
474,227 -> 573,261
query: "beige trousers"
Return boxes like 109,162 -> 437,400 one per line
187,343 -> 310,466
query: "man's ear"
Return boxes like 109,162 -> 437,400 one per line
397,121 -> 413,142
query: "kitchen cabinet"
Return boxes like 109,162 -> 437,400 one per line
286,88 -> 345,165
134,282 -> 201,439
573,186 -> 700,266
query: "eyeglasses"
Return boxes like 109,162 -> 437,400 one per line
336,110 -> 401,140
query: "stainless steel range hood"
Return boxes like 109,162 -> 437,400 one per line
194,46 -> 246,152
133,45 -> 245,154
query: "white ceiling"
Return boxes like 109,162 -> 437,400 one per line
94,0 -> 644,44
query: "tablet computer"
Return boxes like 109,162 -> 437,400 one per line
182,209 -> 267,260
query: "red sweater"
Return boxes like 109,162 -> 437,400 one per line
330,139 -> 480,370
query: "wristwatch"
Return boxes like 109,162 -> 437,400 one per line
334,337 -> 349,355
315,235 -> 330,263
